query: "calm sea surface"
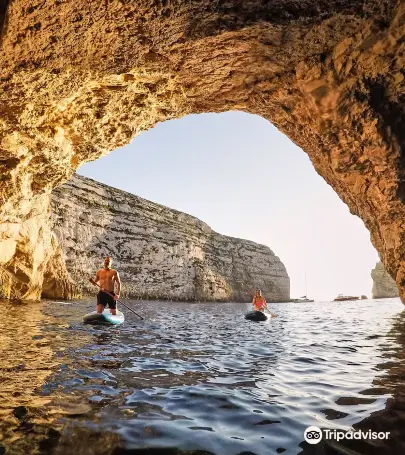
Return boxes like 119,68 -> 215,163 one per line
1,298 -> 405,455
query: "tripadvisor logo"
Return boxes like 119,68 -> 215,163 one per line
304,426 -> 390,444
304,426 -> 322,444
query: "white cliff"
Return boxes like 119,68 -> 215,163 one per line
49,174 -> 290,302
371,262 -> 399,299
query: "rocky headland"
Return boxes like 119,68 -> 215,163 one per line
48,174 -> 290,302
371,262 -> 399,299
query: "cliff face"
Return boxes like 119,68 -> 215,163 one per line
49,174 -> 290,302
371,262 -> 399,299
3,1 -> 405,301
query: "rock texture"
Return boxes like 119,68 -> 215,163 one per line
2,1 -> 405,300
371,262 -> 399,299
50,174 -> 290,302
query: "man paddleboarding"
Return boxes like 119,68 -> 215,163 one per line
92,257 -> 121,315
252,289 -> 270,313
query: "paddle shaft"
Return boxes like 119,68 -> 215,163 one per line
241,283 -> 255,297
89,279 -> 144,320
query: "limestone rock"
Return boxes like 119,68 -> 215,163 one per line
2,1 -> 405,301
41,233 -> 80,300
371,262 -> 399,299
0,193 -> 66,300
50,174 -> 290,302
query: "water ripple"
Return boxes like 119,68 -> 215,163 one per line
1,298 -> 405,454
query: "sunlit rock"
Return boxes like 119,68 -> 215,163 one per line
50,175 -> 290,302
1,1 -> 405,300
371,262 -> 399,299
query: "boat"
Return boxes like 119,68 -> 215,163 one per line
244,310 -> 269,322
83,309 -> 125,325
333,294 -> 359,302
293,295 -> 315,303
294,272 -> 314,302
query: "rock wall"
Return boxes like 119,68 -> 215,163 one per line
3,1 -> 405,301
0,192 -> 72,300
371,262 -> 399,299
49,174 -> 290,302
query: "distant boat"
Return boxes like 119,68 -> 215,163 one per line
295,272 -> 314,302
334,294 -> 359,302
293,295 -> 315,303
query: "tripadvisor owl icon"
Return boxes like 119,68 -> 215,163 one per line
304,426 -> 323,444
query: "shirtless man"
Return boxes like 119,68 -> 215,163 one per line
92,257 -> 121,315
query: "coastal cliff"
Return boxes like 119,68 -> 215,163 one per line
49,174 -> 290,302
3,2 -> 405,302
371,262 -> 399,299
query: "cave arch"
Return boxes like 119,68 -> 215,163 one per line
1,0 -> 405,300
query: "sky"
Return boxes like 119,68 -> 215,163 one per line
78,111 -> 379,301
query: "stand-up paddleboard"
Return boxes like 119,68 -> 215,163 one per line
244,310 -> 269,322
83,309 -> 125,325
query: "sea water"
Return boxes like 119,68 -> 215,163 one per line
0,298 -> 404,454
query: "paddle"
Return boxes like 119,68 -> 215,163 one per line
89,278 -> 144,320
240,282 -> 277,317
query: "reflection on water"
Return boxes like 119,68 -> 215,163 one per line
1,298 -> 405,454
0,300 -> 58,453
0,300 -> 91,454
303,310 -> 405,455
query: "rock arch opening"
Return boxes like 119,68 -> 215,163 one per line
0,1 -> 404,301
74,111 -> 379,302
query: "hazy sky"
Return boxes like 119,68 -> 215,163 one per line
78,111 -> 379,301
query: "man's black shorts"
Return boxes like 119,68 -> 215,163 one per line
97,290 -> 117,309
